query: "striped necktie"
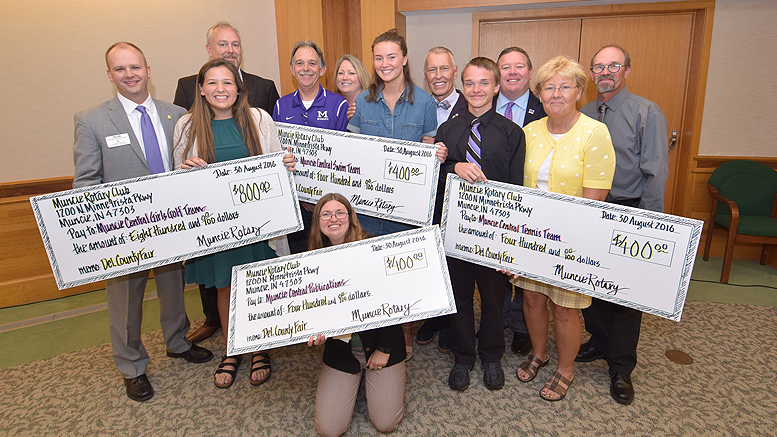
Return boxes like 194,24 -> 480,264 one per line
437,100 -> 451,110
136,105 -> 166,174
466,118 -> 482,168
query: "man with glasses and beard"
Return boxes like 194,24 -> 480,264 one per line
578,44 -> 668,406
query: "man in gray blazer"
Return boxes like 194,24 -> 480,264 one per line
73,42 -> 213,402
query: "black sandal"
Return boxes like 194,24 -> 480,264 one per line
250,352 -> 271,386
214,355 -> 242,389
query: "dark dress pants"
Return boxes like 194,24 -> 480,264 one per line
581,195 -> 643,375
448,257 -> 507,366
199,284 -> 220,327
503,284 -> 528,334
582,298 -> 642,375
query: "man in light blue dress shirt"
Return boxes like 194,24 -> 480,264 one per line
492,47 -> 547,357
415,46 -> 469,354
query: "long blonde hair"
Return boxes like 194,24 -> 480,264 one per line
180,59 -> 264,163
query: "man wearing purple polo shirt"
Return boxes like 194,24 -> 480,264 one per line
272,39 -> 349,131
273,39 -> 349,253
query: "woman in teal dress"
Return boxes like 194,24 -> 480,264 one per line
173,58 -> 296,389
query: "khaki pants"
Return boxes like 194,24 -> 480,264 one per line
315,347 -> 405,436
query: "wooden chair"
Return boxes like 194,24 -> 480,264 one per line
703,160 -> 777,283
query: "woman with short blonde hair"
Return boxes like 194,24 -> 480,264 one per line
509,55 -> 615,402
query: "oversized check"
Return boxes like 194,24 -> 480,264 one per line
441,175 -> 703,321
227,226 -> 454,354
275,122 -> 440,226
30,152 -> 302,289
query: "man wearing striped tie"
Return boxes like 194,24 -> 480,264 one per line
493,47 -> 547,358
436,57 -> 526,391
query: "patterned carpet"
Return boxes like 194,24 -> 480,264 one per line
1,300 -> 775,436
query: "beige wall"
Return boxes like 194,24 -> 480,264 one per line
698,0 -> 777,156
406,11 -> 473,98
404,0 -> 777,158
0,0 -> 280,183
4,0 -> 776,185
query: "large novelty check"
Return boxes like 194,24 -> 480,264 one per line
441,175 -> 703,321
30,152 -> 302,289
275,122 -> 440,226
227,226 -> 454,354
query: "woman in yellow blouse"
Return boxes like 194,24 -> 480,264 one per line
512,56 -> 615,401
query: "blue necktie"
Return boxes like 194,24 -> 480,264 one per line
437,100 -> 451,110
136,105 -> 166,174
466,118 -> 482,168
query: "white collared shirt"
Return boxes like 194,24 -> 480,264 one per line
435,91 -> 459,127
116,93 -> 172,171
496,89 -> 530,127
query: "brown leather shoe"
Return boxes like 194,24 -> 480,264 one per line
187,324 -> 219,343
124,374 -> 154,402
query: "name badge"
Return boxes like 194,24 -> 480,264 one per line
106,133 -> 131,148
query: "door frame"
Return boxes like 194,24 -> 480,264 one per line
473,0 -> 715,217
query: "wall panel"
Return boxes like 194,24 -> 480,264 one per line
1,0 -> 281,184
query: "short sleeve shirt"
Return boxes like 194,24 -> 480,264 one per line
272,85 -> 349,131
347,85 -> 437,141
523,113 -> 615,196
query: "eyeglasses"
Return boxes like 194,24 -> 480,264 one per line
319,211 -> 348,220
541,85 -> 577,94
591,63 -> 624,74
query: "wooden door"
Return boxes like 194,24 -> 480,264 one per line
580,14 -> 693,212
478,14 -> 694,214
479,19 -> 582,88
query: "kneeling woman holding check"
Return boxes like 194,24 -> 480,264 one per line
306,193 -> 406,437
